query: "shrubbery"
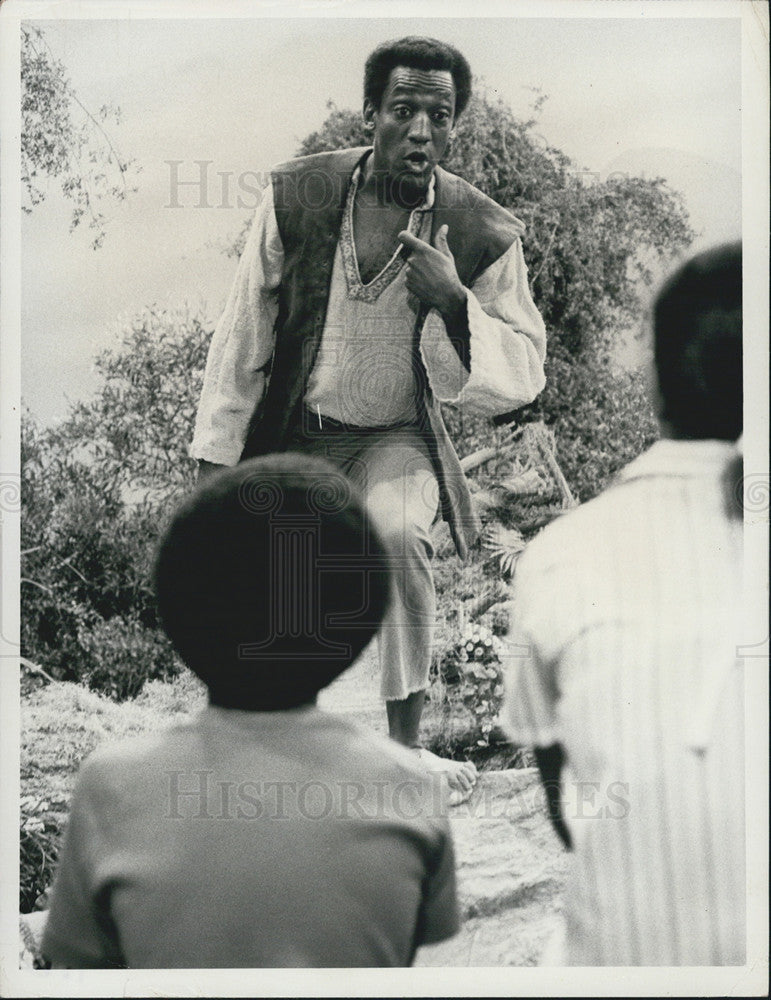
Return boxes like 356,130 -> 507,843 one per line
543,351 -> 658,503
20,797 -> 63,915
444,622 -> 507,745
21,307 -> 208,699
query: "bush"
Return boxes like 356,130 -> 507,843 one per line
21,483 -> 181,700
544,353 -> 659,502
75,615 -> 182,701
454,623 -> 507,745
21,307 -> 210,700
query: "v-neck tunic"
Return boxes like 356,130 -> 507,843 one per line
304,165 -> 433,427
191,161 -> 547,467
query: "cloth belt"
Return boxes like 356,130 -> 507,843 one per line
301,407 -> 421,436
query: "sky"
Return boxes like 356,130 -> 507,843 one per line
16,9 -> 744,426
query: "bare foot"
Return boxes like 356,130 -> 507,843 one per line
413,747 -> 478,806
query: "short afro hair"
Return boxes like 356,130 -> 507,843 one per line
364,36 -> 472,119
154,454 -> 391,710
654,242 -> 742,441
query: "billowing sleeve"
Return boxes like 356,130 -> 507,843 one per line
419,237 -> 546,416
190,183 -> 284,465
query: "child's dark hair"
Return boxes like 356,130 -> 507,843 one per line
654,241 -> 742,442
154,454 -> 391,710
364,36 -> 472,118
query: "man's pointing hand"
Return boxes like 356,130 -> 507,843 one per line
398,224 -> 467,319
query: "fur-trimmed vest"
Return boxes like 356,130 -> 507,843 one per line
240,147 -> 522,559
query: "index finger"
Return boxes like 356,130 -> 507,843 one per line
397,230 -> 430,253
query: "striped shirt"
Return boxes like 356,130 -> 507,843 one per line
504,438 -> 745,965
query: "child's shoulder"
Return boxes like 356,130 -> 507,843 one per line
73,716 -> 200,798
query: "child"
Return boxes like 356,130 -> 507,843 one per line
504,243 -> 745,965
42,453 -> 459,968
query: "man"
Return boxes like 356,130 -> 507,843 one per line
193,37 -> 547,802
504,243 -> 745,964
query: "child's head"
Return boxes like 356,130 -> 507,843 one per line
653,241 -> 742,442
154,454 -> 391,710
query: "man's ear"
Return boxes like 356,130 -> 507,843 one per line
362,99 -> 377,130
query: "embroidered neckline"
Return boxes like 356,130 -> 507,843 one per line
340,166 -> 432,303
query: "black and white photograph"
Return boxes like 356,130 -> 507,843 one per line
1,0 -> 768,995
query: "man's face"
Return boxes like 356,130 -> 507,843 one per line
365,66 -> 456,194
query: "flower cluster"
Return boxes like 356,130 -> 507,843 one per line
455,623 -> 506,745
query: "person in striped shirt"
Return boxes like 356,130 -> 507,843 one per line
504,243 -> 745,965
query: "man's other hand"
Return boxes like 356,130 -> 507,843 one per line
398,224 -> 466,320
533,743 -> 573,851
197,459 -> 227,483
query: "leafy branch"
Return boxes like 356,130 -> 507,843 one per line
21,24 -> 140,249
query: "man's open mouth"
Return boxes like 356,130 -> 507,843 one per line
404,152 -> 429,169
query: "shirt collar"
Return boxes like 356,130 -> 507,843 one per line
619,438 -> 740,484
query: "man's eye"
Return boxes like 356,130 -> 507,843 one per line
394,106 -> 412,119
431,111 -> 451,124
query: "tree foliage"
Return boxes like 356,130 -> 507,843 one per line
21,308 -> 209,696
60,308 -> 210,502
21,24 -> 139,249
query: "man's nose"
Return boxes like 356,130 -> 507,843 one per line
408,111 -> 431,142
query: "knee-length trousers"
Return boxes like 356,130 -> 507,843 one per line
289,418 -> 439,700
